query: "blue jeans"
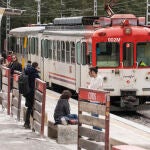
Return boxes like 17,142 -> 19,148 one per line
65,114 -> 78,121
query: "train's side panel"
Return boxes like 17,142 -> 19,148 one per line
42,34 -> 84,91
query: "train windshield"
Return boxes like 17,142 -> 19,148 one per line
137,42 -> 150,67
96,42 -> 119,67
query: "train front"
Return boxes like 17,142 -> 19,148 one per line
92,14 -> 150,110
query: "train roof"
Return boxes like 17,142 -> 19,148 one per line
43,29 -> 94,37
9,26 -> 45,37
53,16 -> 99,25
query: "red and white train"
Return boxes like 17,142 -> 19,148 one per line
9,13 -> 150,110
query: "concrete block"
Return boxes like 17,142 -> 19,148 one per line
57,124 -> 78,144
48,121 -> 57,139
47,120 -> 78,144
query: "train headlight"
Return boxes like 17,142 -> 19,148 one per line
124,28 -> 132,35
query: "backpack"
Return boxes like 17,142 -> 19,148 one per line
18,73 -> 30,96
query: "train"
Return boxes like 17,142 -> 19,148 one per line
8,14 -> 150,110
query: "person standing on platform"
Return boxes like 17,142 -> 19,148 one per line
8,54 -> 22,74
24,60 -> 32,72
24,62 -> 40,129
88,66 -> 103,131
7,54 -> 22,90
1,50 -> 7,64
6,51 -> 13,67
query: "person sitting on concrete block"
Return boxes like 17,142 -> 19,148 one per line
54,90 -> 78,125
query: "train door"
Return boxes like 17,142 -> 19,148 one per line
75,41 -> 81,91
76,40 -> 89,91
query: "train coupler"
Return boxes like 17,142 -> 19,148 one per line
120,96 -> 139,108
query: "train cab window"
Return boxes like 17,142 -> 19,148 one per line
71,42 -> 75,64
35,38 -> 38,55
41,39 -> 44,57
44,39 -> 48,58
137,42 -> 150,67
57,41 -> 61,61
123,43 -> 133,67
96,42 -> 120,67
66,41 -> 70,63
53,40 -> 57,60
48,40 -> 52,59
61,41 -> 65,62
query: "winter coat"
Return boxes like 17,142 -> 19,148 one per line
24,66 -> 40,91
8,61 -> 22,75
54,99 -> 70,122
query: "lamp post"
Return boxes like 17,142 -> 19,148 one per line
35,0 -> 41,24
6,0 -> 11,53
94,0 -> 97,16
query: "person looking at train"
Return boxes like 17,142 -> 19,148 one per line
24,62 -> 40,129
54,90 -> 78,125
88,66 -> 103,131
88,66 -> 103,90
24,60 -> 32,72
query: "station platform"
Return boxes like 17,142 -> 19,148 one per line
0,110 -> 70,150
45,90 -> 150,150
0,89 -> 150,150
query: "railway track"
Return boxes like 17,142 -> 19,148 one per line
112,105 -> 150,128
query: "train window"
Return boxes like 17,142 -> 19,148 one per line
61,41 -> 65,62
31,38 -> 35,54
96,42 -> 120,67
57,41 -> 61,61
76,42 -> 81,64
44,39 -> 48,58
28,38 -> 31,54
48,40 -> 52,59
123,43 -> 133,67
41,39 -> 44,57
71,42 -> 75,64
81,42 -> 87,65
53,40 -> 57,60
88,42 -> 92,64
66,41 -> 70,63
20,37 -> 23,54
137,42 -> 150,67
35,38 -> 38,55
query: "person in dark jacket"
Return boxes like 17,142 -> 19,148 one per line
24,62 -> 40,129
24,60 -> 32,72
8,55 -> 22,90
54,90 -> 78,125
8,54 -> 22,75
